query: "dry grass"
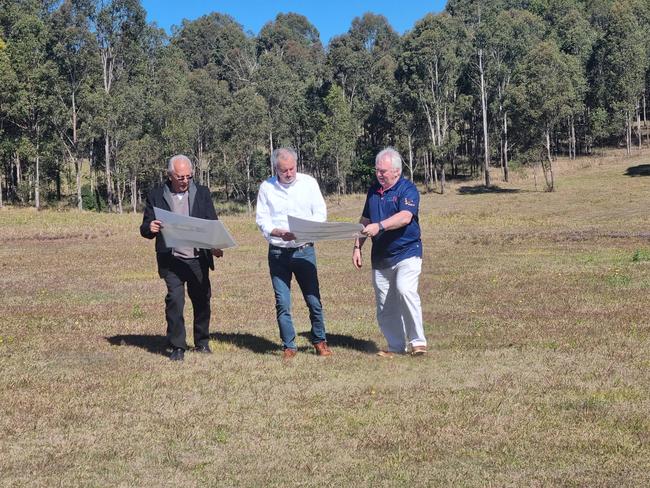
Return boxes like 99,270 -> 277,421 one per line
1,148 -> 649,487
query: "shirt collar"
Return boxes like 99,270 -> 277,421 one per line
273,173 -> 301,189
375,177 -> 402,196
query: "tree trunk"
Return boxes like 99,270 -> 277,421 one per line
105,130 -> 113,211
116,177 -> 124,214
269,128 -> 274,177
544,130 -> 555,192
478,48 -> 490,188
197,137 -> 204,185
433,157 -> 439,192
35,127 -> 40,210
643,93 -> 650,145
407,133 -> 414,180
423,151 -> 430,191
76,157 -> 83,210
571,116 -> 576,159
335,154 -> 342,199
131,173 -> 137,213
246,155 -> 252,215
503,111 -> 509,182
637,101 -> 642,149
440,162 -> 446,195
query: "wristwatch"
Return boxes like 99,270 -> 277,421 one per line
378,221 -> 385,232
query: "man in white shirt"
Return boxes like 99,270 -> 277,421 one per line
256,147 -> 333,359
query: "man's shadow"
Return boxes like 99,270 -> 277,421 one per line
298,332 -> 378,353
210,332 -> 280,354
106,331 -> 378,355
106,332 -> 281,356
106,334 -> 169,356
625,164 -> 650,176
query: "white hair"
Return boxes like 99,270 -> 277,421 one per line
167,154 -> 193,174
375,147 -> 402,172
271,147 -> 297,169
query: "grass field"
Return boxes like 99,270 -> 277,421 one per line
1,150 -> 649,487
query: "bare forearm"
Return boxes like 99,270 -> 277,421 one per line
379,210 -> 413,231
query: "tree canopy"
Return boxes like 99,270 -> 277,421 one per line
1,0 -> 649,209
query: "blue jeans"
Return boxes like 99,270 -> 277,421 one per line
268,244 -> 326,350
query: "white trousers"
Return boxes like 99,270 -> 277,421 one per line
372,256 -> 426,353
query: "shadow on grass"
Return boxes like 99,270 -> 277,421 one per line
211,332 -> 280,354
298,332 -> 379,353
625,164 -> 650,176
106,334 -> 168,356
106,331 -> 377,356
457,185 -> 522,195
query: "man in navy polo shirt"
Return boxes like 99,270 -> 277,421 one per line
352,147 -> 427,357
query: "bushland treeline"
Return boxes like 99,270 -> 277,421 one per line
1,0 -> 649,211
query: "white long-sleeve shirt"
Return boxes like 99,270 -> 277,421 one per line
255,172 -> 327,248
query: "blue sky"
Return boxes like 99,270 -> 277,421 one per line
141,0 -> 447,44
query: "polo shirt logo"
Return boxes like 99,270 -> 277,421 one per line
404,197 -> 416,207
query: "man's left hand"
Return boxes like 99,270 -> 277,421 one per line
211,248 -> 224,258
361,223 -> 382,238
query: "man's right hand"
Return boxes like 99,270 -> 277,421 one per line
149,219 -> 162,234
271,228 -> 296,241
352,247 -> 362,269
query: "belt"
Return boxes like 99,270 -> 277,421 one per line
270,242 -> 314,251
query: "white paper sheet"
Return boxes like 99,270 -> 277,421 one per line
154,207 -> 237,249
288,215 -> 364,242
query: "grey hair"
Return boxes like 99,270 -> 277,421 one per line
375,147 -> 402,172
167,154 -> 194,174
271,147 -> 297,169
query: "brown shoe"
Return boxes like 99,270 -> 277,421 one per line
376,350 -> 396,358
313,341 -> 333,356
411,345 -> 427,356
283,348 -> 297,360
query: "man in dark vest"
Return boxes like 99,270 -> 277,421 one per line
140,154 -> 223,361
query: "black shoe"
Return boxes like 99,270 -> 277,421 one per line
193,344 -> 212,354
170,347 -> 185,361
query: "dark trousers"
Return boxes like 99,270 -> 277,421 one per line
163,256 -> 211,350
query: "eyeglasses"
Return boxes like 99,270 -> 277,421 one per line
173,175 -> 193,181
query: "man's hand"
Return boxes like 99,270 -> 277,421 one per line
211,248 -> 224,258
149,219 -> 162,234
361,223 -> 381,238
352,247 -> 362,269
271,228 -> 296,241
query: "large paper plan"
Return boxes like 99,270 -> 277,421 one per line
154,207 -> 237,249
288,215 -> 364,242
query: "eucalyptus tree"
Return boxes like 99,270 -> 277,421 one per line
543,0 -> 596,158
256,13 -> 325,172
186,67 -> 231,187
317,83 -> 355,196
172,13 -> 257,91
0,33 -> 18,205
49,0 -> 97,210
110,24 -> 167,213
398,13 -> 468,193
481,8 -> 545,180
598,0 -> 647,155
510,40 -> 586,191
327,13 -> 400,161
172,13 -> 257,186
220,86 -> 268,213
94,0 -> 146,212
3,0 -> 58,209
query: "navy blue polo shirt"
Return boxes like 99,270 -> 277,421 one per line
362,177 -> 422,269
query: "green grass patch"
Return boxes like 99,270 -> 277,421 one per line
632,248 -> 650,262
